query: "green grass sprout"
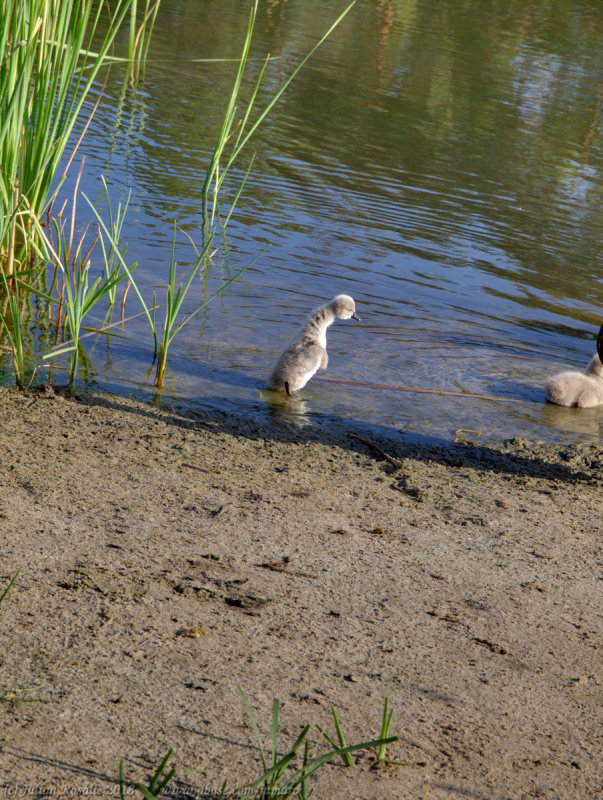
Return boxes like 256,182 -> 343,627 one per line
120,689 -> 398,800
317,705 -> 355,766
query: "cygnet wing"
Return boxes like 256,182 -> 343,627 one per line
280,337 -> 325,375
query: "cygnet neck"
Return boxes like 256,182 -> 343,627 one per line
302,304 -> 336,338
586,354 -> 603,379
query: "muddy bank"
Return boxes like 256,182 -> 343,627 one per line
0,386 -> 601,800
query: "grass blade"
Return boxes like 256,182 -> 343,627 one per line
376,697 -> 394,761
135,747 -> 175,798
271,696 -> 280,774
237,686 -> 268,774
118,760 -> 126,800
317,705 -> 354,767
277,735 -> 397,795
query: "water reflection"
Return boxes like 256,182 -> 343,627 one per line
40,0 -> 603,443
539,401 -> 603,438
262,389 -> 312,427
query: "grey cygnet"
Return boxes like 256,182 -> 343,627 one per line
268,294 -> 360,395
545,322 -> 603,407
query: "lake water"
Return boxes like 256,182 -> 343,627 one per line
42,0 -> 603,442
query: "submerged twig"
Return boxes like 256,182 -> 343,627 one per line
163,356 -> 531,406
323,378 -> 524,404
45,306 -> 158,352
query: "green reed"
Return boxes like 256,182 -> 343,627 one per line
37,171 -> 136,390
126,0 -> 161,84
0,0 -> 133,271
0,0 -> 162,387
0,195 -> 26,384
146,0 -> 355,389
201,0 -> 356,234
317,705 -> 355,766
235,687 -> 396,798
0,265 -> 26,387
128,0 -> 161,63
85,185 -> 158,363
1,1 -> 355,391
87,193 -> 266,389
375,696 -> 399,763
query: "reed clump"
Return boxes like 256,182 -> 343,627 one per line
0,0 -> 132,271
0,0 -> 355,391
38,170 -> 136,391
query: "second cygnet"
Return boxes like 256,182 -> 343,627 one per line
545,322 -> 603,408
268,294 -> 360,395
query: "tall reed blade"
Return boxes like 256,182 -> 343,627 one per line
0,263 -> 26,386
84,182 -> 155,356
153,232 -> 265,390
0,0 -> 133,269
127,0 -> 161,82
201,0 -> 356,234
36,180 -> 136,390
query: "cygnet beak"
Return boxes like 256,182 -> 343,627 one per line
352,312 -> 361,322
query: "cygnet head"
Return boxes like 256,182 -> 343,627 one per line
328,294 -> 360,321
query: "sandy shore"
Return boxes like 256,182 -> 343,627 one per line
0,386 -> 601,800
